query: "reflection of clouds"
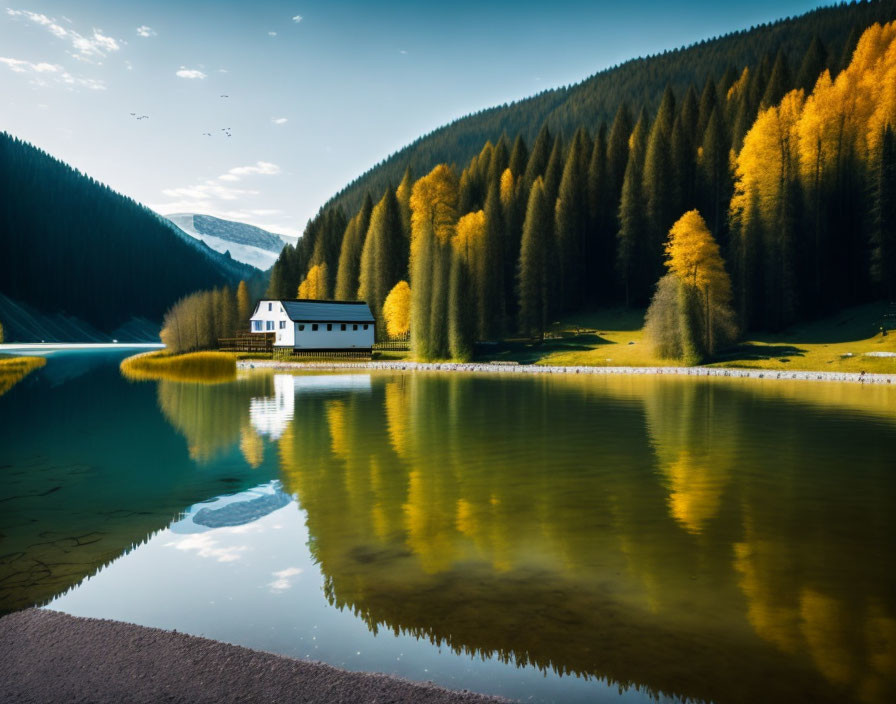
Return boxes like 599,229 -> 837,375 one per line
268,566 -> 302,592
164,533 -> 247,562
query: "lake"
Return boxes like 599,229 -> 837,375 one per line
1,349 -> 894,704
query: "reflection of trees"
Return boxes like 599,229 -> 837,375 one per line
273,372 -> 896,704
156,374 -> 273,462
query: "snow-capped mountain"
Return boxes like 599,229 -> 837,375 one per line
166,213 -> 294,271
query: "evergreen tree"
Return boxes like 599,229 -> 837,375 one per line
508,135 -> 528,176
236,280 -> 251,327
396,166 -> 414,240
871,125 -> 896,300
555,127 -> 591,309
697,105 -> 731,246
606,103 -> 635,234
518,178 -> 553,338
543,133 -> 564,206
761,50 -> 794,109
523,125 -> 553,189
481,180 -> 505,338
644,89 -> 678,289
448,248 -> 476,360
617,111 -> 650,306
334,192 -> 373,300
696,76 -> 719,140
796,35 -> 829,91
586,124 -> 612,300
359,187 -> 405,323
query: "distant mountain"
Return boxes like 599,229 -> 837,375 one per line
0,132 -> 257,342
322,0 -> 896,217
166,213 -> 292,271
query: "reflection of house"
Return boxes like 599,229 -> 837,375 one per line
249,374 -> 372,440
250,375 -> 296,440
249,299 -> 375,351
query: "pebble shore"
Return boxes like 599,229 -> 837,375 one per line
238,359 -> 896,385
0,609 -> 507,704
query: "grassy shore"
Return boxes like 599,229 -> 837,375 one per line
481,302 -> 896,375
120,350 -> 237,383
0,355 -> 46,396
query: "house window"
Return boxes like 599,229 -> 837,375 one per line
327,323 -> 333,331
363,324 -> 369,330
353,324 -> 358,331
312,324 -> 318,331
266,321 -> 274,331
298,324 -> 305,331
268,303 -> 272,311
341,324 -> 347,331
279,321 -> 286,329
252,320 -> 262,331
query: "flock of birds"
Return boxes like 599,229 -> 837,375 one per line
130,94 -> 234,137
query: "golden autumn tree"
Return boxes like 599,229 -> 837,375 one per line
730,89 -> 804,329
298,263 -> 328,300
382,280 -> 411,339
646,209 -> 737,362
410,164 -> 458,360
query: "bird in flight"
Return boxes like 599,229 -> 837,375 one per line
220,94 -> 229,98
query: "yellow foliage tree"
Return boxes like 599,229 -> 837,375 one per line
499,168 -> 515,207
382,280 -> 411,338
297,263 -> 328,300
454,210 -> 485,262
665,209 -> 732,305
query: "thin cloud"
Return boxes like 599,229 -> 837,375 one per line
176,66 -> 206,79
223,161 -> 281,179
292,15 -> 303,23
0,56 -> 106,90
6,9 -> 120,63
399,49 -> 407,55
272,117 -> 288,125
136,25 -> 156,38
268,31 -> 277,37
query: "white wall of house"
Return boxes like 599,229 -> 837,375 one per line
293,321 -> 374,349
249,301 -> 295,347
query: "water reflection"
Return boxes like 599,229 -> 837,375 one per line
3,357 -> 895,704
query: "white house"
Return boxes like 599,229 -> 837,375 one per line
249,299 -> 375,351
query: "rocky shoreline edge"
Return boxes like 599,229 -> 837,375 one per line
0,609 -> 507,704
238,359 -> 895,385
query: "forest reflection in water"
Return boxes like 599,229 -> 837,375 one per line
150,369 -> 896,704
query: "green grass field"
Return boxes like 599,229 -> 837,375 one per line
478,302 -> 896,374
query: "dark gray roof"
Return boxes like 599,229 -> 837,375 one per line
276,299 -> 375,323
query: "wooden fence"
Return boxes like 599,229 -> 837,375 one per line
273,348 -> 372,361
373,335 -> 410,351
218,332 -> 274,353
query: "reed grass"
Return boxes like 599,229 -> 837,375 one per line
120,350 -> 237,384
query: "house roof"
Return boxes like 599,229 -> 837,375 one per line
257,299 -> 375,323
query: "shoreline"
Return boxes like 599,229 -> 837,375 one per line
237,359 -> 896,385
0,342 -> 163,352
0,609 -> 506,704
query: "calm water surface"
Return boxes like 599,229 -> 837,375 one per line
1,349 -> 895,704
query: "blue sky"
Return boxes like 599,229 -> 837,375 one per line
0,0 -> 828,237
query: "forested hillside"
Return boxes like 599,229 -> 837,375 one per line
268,6 -> 896,362
0,133 -> 256,337
322,0 -> 896,218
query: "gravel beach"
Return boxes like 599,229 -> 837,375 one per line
238,359 -> 896,385
0,609 -> 508,704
